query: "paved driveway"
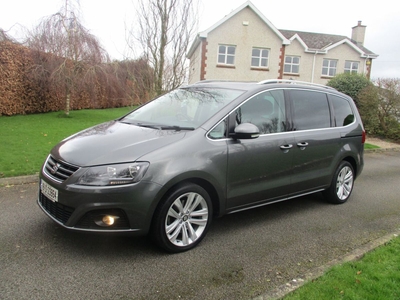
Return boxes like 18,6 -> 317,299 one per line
1,151 -> 400,300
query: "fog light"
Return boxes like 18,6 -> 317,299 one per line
94,215 -> 120,227
103,215 -> 115,226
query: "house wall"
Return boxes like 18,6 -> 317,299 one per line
203,7 -> 284,82
188,41 -> 202,84
282,40 -> 368,85
282,39 -> 314,82
313,44 -> 367,85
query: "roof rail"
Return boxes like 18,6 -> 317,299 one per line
194,80 -> 238,84
194,80 -> 256,84
257,79 -> 336,90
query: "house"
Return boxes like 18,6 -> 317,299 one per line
187,1 -> 378,85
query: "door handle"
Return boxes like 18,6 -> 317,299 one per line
297,142 -> 309,147
280,144 -> 293,149
280,144 -> 293,153
297,142 -> 309,150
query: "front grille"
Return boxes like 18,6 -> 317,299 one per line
76,209 -> 130,230
44,156 -> 79,182
39,193 -> 74,225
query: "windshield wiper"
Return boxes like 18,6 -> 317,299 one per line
133,123 -> 194,131
160,125 -> 195,131
136,123 -> 162,130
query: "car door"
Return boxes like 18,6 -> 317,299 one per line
287,89 -> 341,195
225,89 -> 295,211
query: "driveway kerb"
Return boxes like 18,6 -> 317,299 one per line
0,174 -> 39,187
255,229 -> 400,300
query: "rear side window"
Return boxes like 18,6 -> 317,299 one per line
290,90 -> 330,130
329,95 -> 355,127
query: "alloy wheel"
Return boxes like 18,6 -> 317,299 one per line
336,166 -> 354,201
165,192 -> 209,247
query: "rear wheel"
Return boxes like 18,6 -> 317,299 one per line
324,161 -> 354,204
151,183 -> 212,253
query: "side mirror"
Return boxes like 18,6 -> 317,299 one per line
231,123 -> 260,139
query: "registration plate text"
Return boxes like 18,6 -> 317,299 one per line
41,180 -> 58,202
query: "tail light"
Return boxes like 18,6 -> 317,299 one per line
362,130 -> 366,144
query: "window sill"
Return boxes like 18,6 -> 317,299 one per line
251,67 -> 269,71
283,73 -> 300,77
217,64 -> 235,69
321,75 -> 335,79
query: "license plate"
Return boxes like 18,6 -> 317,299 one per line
41,180 -> 58,202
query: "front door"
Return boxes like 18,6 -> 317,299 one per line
225,90 -> 295,211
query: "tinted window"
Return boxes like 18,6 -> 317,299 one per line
330,95 -> 355,126
234,90 -> 286,134
290,90 -> 330,130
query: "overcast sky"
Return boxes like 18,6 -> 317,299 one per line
1,0 -> 399,79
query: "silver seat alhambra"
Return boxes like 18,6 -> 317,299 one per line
38,80 -> 365,252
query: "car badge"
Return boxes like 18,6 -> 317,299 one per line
51,163 -> 60,174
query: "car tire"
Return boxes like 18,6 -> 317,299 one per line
151,183 -> 212,253
324,161 -> 355,204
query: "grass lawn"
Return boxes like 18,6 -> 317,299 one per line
364,143 -> 380,150
0,107 -> 133,178
283,235 -> 400,299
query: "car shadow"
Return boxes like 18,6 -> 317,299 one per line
35,192 -> 328,257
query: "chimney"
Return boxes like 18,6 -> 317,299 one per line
352,21 -> 366,46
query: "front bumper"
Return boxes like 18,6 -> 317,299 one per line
38,176 -> 162,235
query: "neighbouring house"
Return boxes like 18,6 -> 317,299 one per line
187,1 -> 378,85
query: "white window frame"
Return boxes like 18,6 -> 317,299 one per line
284,56 -> 300,74
251,47 -> 269,68
218,45 -> 236,65
344,61 -> 359,74
322,59 -> 338,77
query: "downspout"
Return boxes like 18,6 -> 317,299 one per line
310,50 -> 326,83
311,51 -> 317,83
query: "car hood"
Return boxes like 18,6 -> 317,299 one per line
51,121 -> 186,167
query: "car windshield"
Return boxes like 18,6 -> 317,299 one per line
120,87 -> 244,129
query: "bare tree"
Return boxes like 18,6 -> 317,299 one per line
0,29 -> 15,42
26,0 -> 109,115
128,0 -> 198,96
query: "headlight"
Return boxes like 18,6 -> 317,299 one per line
77,162 -> 149,186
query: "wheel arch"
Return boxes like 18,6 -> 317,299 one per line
149,174 -> 224,229
342,155 -> 358,179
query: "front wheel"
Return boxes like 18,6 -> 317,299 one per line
151,183 -> 212,253
324,161 -> 355,204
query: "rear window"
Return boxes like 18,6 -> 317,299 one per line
329,95 -> 355,127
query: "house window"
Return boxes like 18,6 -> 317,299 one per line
322,59 -> 337,77
218,45 -> 236,65
251,48 -> 269,68
284,56 -> 300,74
344,61 -> 359,74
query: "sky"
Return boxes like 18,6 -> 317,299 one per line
1,0 -> 400,79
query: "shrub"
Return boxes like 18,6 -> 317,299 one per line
327,73 -> 372,106
358,78 -> 400,141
